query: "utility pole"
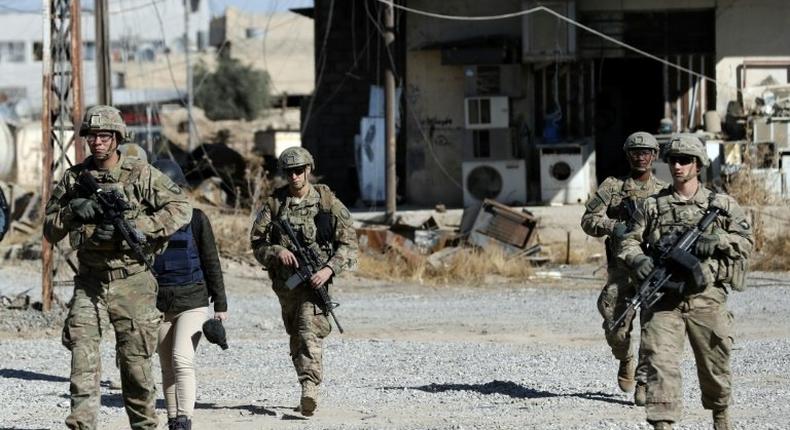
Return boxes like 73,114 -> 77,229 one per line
184,0 -> 196,151
384,0 -> 396,224
42,0 -> 84,311
95,0 -> 112,105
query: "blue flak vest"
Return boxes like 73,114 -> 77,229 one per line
153,223 -> 205,286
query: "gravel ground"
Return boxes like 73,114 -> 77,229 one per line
1,261 -> 789,429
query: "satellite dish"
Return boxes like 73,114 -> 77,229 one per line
466,165 -> 503,201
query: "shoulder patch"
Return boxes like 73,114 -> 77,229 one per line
338,207 -> 351,222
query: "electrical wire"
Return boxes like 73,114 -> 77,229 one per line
304,19 -> 376,124
372,0 -> 739,93
108,0 -> 168,15
300,0 -> 335,134
362,2 -> 462,190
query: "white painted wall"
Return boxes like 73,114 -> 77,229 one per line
0,2 -> 210,113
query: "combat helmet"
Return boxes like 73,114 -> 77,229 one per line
79,105 -> 127,140
664,134 -> 710,167
279,147 -> 314,170
623,131 -> 659,152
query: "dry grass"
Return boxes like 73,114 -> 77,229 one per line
727,168 -> 775,207
751,230 -> 790,271
357,247 -> 534,285
199,204 -> 256,265
544,242 -> 591,265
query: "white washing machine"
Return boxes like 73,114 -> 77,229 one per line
538,140 -> 595,205
462,159 -> 527,207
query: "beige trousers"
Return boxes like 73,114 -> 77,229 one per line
157,306 -> 208,418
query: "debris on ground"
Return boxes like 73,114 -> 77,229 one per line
356,198 -> 548,274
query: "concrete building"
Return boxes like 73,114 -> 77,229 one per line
209,7 -> 315,100
0,1 -> 210,114
304,0 -> 790,207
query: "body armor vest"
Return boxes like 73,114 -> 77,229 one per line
153,223 -> 204,286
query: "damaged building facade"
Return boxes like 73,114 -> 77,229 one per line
305,0 -> 790,207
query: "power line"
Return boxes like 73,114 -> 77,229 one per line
108,0 -> 168,15
366,2 -> 460,190
300,0 -> 335,134
372,0 -> 739,92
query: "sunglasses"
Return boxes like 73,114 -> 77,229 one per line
667,155 -> 695,166
285,166 -> 307,176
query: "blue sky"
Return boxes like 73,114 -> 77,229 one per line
0,0 -> 314,14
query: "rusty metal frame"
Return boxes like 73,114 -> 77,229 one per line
41,0 -> 83,311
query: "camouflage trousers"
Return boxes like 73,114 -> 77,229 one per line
597,266 -> 647,383
274,283 -> 332,386
62,268 -> 161,430
641,285 -> 733,423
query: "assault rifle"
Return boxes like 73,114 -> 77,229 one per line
609,204 -> 723,331
78,171 -> 155,273
274,218 -> 344,334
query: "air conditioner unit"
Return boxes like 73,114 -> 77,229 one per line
538,140 -> 595,205
464,96 -> 509,129
462,159 -> 527,207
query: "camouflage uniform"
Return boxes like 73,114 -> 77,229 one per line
250,183 -> 357,386
581,133 -> 666,390
618,135 -> 753,427
44,107 -> 192,430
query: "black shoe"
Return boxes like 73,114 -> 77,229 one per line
173,415 -> 192,430
167,417 -> 177,430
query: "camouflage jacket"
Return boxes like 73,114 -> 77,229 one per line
43,153 -> 192,271
250,184 -> 358,283
618,186 -> 753,290
581,175 -> 667,238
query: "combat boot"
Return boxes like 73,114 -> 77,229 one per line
173,415 -> 192,430
651,421 -> 673,430
634,382 -> 647,406
713,409 -> 731,430
300,380 -> 319,417
617,356 -> 636,392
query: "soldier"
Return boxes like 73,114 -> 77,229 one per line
43,105 -> 192,430
249,147 -> 358,417
618,134 -> 753,430
581,131 -> 667,405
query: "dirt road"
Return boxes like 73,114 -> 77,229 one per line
1,262 -> 789,429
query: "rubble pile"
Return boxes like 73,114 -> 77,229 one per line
355,199 -> 547,268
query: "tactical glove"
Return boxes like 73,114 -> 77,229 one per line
695,233 -> 719,259
611,222 -> 628,240
69,198 -> 102,222
632,255 -> 654,281
92,222 -> 116,242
